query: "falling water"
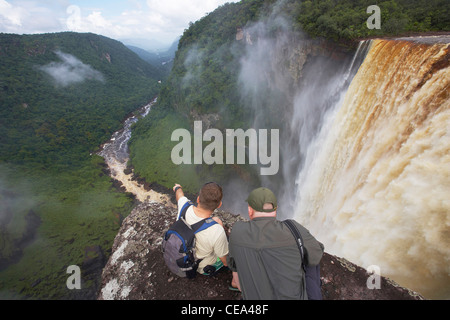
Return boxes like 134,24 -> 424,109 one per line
295,37 -> 450,299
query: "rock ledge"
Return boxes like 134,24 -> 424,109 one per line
98,201 -> 424,300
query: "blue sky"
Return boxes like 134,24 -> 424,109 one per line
0,0 -> 236,49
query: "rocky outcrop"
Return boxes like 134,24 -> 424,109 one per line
236,26 -> 351,87
98,201 -> 424,300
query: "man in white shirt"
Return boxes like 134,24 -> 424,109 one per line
173,182 -> 229,275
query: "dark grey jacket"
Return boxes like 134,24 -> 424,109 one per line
228,217 -> 324,300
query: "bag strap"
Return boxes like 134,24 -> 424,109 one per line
177,200 -> 194,220
283,219 -> 305,267
178,200 -> 217,233
192,218 -> 217,234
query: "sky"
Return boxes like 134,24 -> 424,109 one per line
0,0 -> 237,50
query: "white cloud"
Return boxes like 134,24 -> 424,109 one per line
0,0 -> 21,26
0,0 -> 69,33
66,5 -> 116,34
0,0 -> 237,49
63,0 -> 235,47
39,50 -> 104,87
0,0 -> 69,34
145,0 -> 228,32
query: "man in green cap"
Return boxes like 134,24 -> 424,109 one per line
227,187 -> 324,299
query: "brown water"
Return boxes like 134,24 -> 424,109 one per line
97,98 -> 173,206
296,37 -> 450,299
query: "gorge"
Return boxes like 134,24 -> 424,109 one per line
101,34 -> 449,300
97,98 -> 172,206
1,0 -> 448,301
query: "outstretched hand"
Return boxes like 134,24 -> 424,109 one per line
173,184 -> 184,202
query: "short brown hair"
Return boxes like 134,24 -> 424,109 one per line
198,182 -> 223,211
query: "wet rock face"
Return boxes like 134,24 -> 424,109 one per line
98,202 -> 423,300
320,253 -> 423,300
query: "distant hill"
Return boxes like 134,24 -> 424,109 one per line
126,38 -> 179,79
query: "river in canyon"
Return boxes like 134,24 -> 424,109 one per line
97,35 -> 449,300
97,98 -> 173,206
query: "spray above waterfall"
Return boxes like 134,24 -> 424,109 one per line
234,14 -> 371,218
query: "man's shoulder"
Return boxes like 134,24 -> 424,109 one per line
177,196 -> 191,208
231,220 -> 251,232
211,223 -> 228,242
204,221 -> 225,233
282,219 -> 309,235
195,219 -> 227,248
231,218 -> 301,247
229,220 -> 256,245
177,196 -> 193,219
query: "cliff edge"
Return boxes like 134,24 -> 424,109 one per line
97,201 -> 424,300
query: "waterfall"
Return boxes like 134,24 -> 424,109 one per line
295,37 -> 450,299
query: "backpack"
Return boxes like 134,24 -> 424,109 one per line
161,201 -> 217,278
283,219 -> 323,300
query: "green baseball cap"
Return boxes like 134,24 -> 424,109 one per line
246,187 -> 277,212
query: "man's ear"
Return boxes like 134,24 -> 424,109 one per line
217,201 -> 222,209
248,206 -> 254,220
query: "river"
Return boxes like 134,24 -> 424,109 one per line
97,98 -> 173,206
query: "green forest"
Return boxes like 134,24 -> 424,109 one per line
296,0 -> 449,41
129,0 -> 272,193
0,32 -> 163,166
0,32 -> 162,298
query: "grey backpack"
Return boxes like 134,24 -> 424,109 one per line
161,201 -> 217,278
